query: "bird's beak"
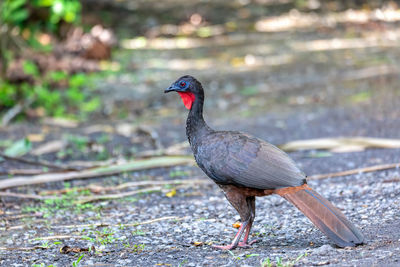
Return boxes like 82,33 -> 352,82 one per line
164,85 -> 177,93
165,84 -> 186,93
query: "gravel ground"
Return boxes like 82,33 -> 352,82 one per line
1,4 -> 400,265
1,101 -> 399,266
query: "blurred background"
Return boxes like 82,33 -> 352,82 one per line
1,0 -> 400,161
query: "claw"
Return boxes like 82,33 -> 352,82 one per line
238,239 -> 258,248
212,244 -> 237,250
212,239 -> 258,250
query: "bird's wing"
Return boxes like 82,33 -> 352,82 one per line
195,131 -> 306,189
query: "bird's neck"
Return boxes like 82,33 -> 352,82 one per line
186,92 -> 212,146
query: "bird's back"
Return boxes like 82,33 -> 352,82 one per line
193,131 -> 306,189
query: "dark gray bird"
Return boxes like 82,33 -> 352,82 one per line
165,75 -> 364,250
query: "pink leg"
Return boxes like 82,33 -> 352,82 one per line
212,221 -> 248,250
237,221 -> 258,247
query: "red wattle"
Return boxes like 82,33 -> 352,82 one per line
178,92 -> 195,110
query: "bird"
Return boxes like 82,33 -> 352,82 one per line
164,75 -> 364,250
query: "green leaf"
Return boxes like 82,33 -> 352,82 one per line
307,151 -> 333,158
245,253 -> 260,258
48,71 -> 67,82
34,0 -> 54,7
22,60 -> 39,77
4,138 -> 32,157
350,91 -> 371,103
82,97 -> 100,113
69,73 -> 86,88
8,0 -> 27,12
72,253 -> 84,267
0,82 -> 17,107
240,86 -> 259,96
8,9 -> 29,24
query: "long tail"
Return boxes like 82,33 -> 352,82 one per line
275,184 -> 364,247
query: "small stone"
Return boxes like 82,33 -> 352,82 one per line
312,244 -> 334,256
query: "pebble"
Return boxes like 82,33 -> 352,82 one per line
312,244 -> 335,256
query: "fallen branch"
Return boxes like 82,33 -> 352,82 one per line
113,178 -> 210,190
0,156 -> 194,190
31,140 -> 66,156
2,212 -> 43,221
0,216 -> 183,231
0,246 -> 49,251
0,178 -> 211,202
30,235 -> 83,241
0,152 -> 77,171
40,178 -> 210,195
76,180 -> 212,204
1,98 -> 35,126
279,137 -> 400,153
0,169 -> 49,176
0,192 -> 49,200
308,162 -> 400,180
75,186 -> 163,204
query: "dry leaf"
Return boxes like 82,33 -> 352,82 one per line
27,134 -> 45,142
42,117 -> 78,128
193,241 -> 204,246
60,245 -> 94,254
232,222 -> 241,228
83,124 -> 114,134
31,140 -> 66,156
165,188 -> 176,197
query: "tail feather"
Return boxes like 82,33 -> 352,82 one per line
277,184 -> 364,247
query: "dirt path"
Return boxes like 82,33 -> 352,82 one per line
1,2 -> 400,266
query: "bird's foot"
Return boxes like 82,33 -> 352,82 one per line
212,239 -> 258,250
238,239 -> 258,248
212,244 -> 237,250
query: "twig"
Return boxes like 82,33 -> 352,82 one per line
75,186 -> 163,204
122,216 -> 183,227
1,212 -> 43,221
308,162 -> 400,180
1,219 -> 48,231
31,140 -> 66,156
0,216 -> 182,231
40,178 -> 210,195
1,97 -> 35,126
29,235 -> 83,241
1,103 -> 23,127
0,169 -> 49,176
0,156 -> 194,190
0,152 -> 78,171
383,178 -> 400,183
0,192 -> 50,200
113,178 -> 210,190
75,180 -> 211,204
0,246 -> 49,251
0,179 -> 210,201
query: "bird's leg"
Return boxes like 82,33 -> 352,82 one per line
238,196 -> 258,247
212,220 -> 249,250
213,188 -> 257,250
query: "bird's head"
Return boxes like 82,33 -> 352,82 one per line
164,75 -> 203,110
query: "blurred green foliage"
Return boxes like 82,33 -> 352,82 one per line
0,61 -> 100,118
0,0 -> 103,121
1,0 -> 81,32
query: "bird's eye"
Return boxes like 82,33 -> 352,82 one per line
179,81 -> 186,87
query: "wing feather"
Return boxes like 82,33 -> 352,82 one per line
194,131 -> 306,189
